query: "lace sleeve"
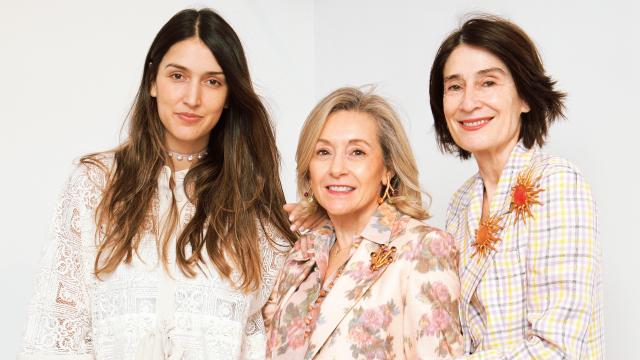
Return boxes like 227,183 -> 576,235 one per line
19,161 -> 107,358
242,220 -> 290,359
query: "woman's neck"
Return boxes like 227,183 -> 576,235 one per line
165,142 -> 209,172
474,139 -> 518,203
329,205 -> 378,251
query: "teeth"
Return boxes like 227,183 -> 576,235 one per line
328,186 -> 354,192
463,119 -> 488,127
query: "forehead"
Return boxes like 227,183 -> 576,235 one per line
443,44 -> 510,78
160,37 -> 223,72
319,110 -> 380,144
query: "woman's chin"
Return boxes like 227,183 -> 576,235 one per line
321,202 -> 378,222
321,203 -> 355,219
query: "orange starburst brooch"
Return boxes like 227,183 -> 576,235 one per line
509,167 -> 544,225
471,214 -> 504,258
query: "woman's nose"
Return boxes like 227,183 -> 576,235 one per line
329,154 -> 347,177
182,81 -> 201,107
460,86 -> 481,112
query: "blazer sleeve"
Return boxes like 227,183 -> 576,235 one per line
19,163 -> 101,358
467,164 -> 603,359
262,244 -> 296,334
403,229 -> 464,359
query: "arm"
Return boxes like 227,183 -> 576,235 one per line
19,164 -> 99,359
404,230 -> 464,359
467,165 -> 603,359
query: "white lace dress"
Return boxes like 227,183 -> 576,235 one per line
19,157 -> 288,360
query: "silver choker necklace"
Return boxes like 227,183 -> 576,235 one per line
167,149 -> 208,161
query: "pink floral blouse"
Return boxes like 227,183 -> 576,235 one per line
264,203 -> 463,359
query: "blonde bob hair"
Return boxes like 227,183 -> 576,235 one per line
296,86 -> 430,220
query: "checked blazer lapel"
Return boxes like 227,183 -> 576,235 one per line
459,176 -> 492,321
459,144 -> 535,327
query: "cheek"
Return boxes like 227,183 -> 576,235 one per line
156,81 -> 180,107
203,91 -> 227,112
442,98 -> 460,132
443,95 -> 458,116
308,161 -> 324,190
355,162 -> 384,193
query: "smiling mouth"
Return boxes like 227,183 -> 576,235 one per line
458,117 -> 492,130
326,185 -> 355,193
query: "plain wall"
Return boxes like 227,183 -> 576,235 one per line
2,0 -> 637,357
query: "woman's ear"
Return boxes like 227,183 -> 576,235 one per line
381,169 -> 394,185
150,82 -> 157,98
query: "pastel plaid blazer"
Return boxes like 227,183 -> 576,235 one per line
446,143 -> 604,359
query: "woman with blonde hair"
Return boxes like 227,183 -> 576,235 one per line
20,8 -> 294,359
265,87 -> 463,359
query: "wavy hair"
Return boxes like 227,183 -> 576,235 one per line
82,8 -> 295,291
295,87 -> 429,220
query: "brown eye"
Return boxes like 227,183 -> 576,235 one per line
446,84 -> 462,92
206,78 -> 221,87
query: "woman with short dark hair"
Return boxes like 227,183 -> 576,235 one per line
429,15 -> 603,358
20,8 -> 294,359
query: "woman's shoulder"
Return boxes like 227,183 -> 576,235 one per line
403,218 -> 456,248
62,151 -> 115,194
70,151 -> 115,179
534,150 -> 587,179
396,217 -> 458,272
531,149 -> 594,198
255,217 -> 294,254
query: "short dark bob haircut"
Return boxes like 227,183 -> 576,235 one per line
429,15 -> 566,160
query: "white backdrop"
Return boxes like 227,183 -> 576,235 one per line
2,0 -> 637,357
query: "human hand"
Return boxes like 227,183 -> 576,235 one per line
283,203 -> 327,233
283,203 -> 328,256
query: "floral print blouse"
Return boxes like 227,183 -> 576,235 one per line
264,203 -> 464,359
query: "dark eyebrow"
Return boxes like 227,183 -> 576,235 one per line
444,67 -> 506,82
478,67 -> 506,76
165,63 -> 224,76
444,74 -> 461,82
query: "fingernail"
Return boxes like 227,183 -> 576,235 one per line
290,224 -> 297,231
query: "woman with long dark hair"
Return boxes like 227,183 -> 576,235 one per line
20,8 -> 294,359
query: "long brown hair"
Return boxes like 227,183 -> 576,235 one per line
82,8 -> 295,291
429,14 -> 566,159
